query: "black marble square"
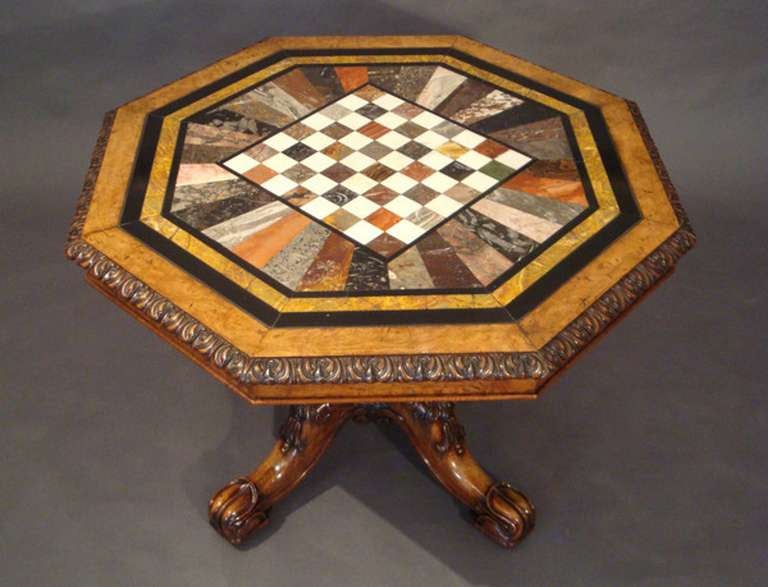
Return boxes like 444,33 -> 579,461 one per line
357,103 -> 388,119
283,143 -> 315,161
398,141 -> 431,160
321,185 -> 358,206
396,121 -> 428,139
441,161 -> 474,181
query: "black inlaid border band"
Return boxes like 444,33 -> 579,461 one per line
119,47 -> 640,327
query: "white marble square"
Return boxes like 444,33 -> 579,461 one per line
342,173 -> 378,195
263,133 -> 298,152
373,93 -> 405,110
457,150 -> 492,170
418,150 -> 453,171
384,194 -> 422,217
302,132 -> 335,151
340,151 -> 376,172
302,173 -> 337,196
377,131 -> 410,150
452,129 -> 485,148
414,130 -> 447,149
411,111 -> 443,129
381,172 -> 418,194
263,152 -> 297,173
301,196 -> 340,219
425,194 -> 464,217
340,131 -> 373,150
224,153 -> 257,174
422,172 -> 458,193
387,219 -> 426,244
344,220 -> 383,244
376,112 -> 408,129
337,94 -> 369,111
261,174 -> 298,197
379,151 -> 413,171
302,112 -> 334,131
462,170 -> 499,192
343,196 -> 380,219
495,150 -> 531,169
337,111 -> 370,131
302,152 -> 336,172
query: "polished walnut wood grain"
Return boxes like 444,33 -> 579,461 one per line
208,402 -> 534,549
209,404 -> 353,545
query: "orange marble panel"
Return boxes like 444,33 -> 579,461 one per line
232,212 -> 311,267
334,66 -> 368,92
501,160 -> 588,207
297,233 -> 356,291
271,68 -> 326,110
367,208 -> 401,230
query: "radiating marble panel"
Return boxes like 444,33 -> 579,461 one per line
171,178 -> 269,212
176,163 -> 236,187
180,123 -> 255,164
387,246 -> 435,290
416,231 -> 482,289
190,103 -> 283,139
172,188 -> 275,230
438,218 -> 515,285
334,66 -> 368,92
249,81 -> 312,120
202,200 -> 292,249
366,66 -> 404,93
501,160 -> 588,207
345,248 -> 389,291
489,116 -> 574,160
450,90 -> 523,126
368,65 -> 438,102
472,198 -> 562,243
297,233 -> 356,291
300,66 -> 347,103
487,185 -> 584,225
454,208 -> 538,262
231,212 -> 312,268
432,78 -> 496,119
272,68 -> 327,111
416,67 -> 467,110
261,222 -> 331,290
470,100 -> 558,136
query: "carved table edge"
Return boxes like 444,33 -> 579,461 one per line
65,109 -> 695,390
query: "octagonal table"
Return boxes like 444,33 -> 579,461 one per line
66,36 -> 695,549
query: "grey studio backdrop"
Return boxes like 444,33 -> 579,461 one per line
1,2 -> 766,586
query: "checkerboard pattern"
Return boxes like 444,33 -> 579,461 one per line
223,84 -> 531,257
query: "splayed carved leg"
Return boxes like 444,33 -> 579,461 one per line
208,404 -> 353,545
387,402 -> 535,549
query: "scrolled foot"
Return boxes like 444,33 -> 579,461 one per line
208,404 -> 354,546
387,402 -> 536,550
208,477 -> 269,545
473,482 -> 535,549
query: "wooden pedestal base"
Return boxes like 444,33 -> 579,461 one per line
208,403 -> 535,549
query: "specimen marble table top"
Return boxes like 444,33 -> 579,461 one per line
66,36 -> 695,405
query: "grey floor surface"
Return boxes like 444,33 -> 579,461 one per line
2,1 -> 766,585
